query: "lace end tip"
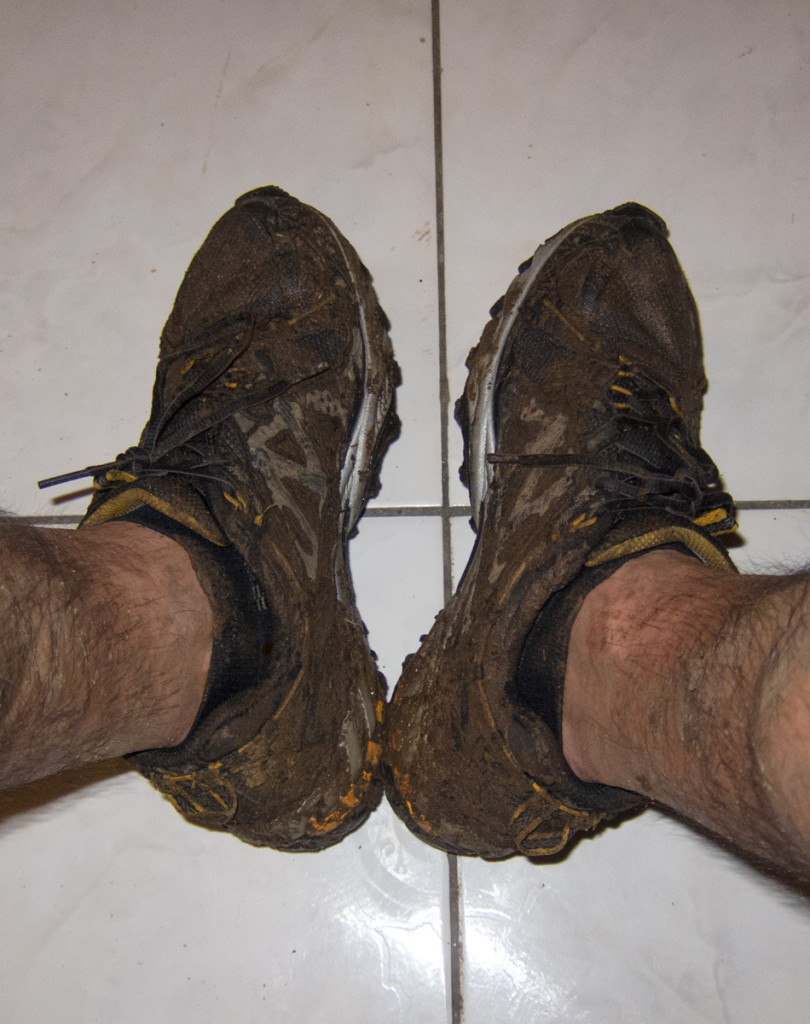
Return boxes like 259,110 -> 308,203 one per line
37,465 -> 100,490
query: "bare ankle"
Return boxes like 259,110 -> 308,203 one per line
561,549 -> 810,878
82,522 -> 213,749
561,549 -> 711,793
0,521 -> 212,788
754,616 -> 810,848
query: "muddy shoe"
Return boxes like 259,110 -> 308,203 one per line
384,202 -> 736,859
40,186 -> 400,850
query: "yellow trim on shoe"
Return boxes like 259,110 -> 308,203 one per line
512,782 -> 602,857
306,736 -> 383,837
81,486 -> 226,545
586,524 -> 733,573
143,764 -> 238,824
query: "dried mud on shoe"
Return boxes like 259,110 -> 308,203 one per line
385,203 -> 736,859
42,186 -> 400,850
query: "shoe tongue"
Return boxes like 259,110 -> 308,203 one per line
81,476 -> 227,545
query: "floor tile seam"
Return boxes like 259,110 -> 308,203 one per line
432,20 -> 452,608
430,3 -> 463,1023
19,506 -> 475,526
370,500 -> 810,513
734,500 -> 810,510
366,505 -> 469,517
19,499 -> 810,528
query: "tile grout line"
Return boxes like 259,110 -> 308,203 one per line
431,3 -> 464,1024
20,507 -> 476,526
432,8 -> 452,607
734,500 -> 810,510
20,498 -> 810,528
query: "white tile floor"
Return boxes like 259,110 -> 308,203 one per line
1,1 -> 809,1020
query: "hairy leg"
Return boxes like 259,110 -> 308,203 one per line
0,520 -> 211,789
562,550 -> 810,880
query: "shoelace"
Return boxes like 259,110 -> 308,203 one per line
487,358 -> 735,535
39,316 -> 329,493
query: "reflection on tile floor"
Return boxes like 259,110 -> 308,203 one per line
2,1 -> 809,1021
0,771 -> 448,1023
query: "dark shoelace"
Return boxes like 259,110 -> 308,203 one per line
487,359 -> 736,535
39,316 -> 329,493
